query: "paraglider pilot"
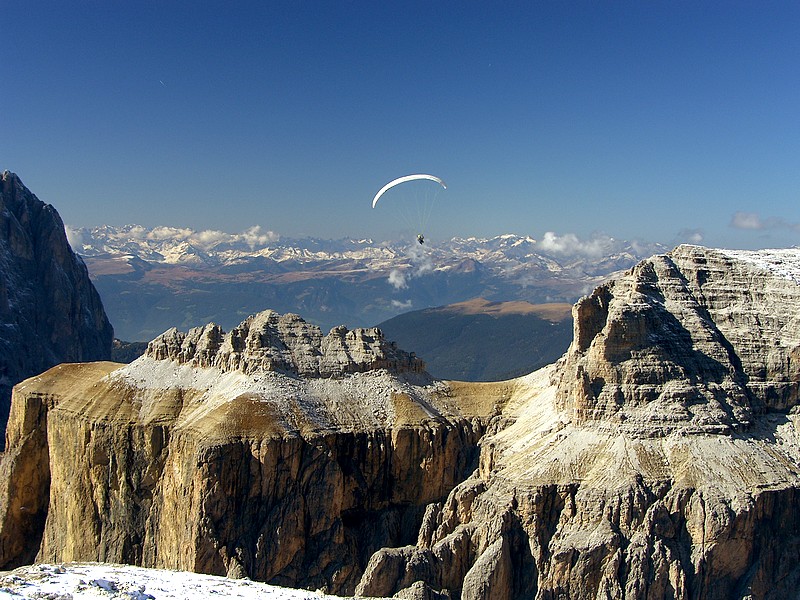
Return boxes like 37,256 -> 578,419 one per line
417,234 -> 425,245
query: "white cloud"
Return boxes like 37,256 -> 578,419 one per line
731,212 -> 764,230
675,229 -> 704,245
64,225 -> 85,250
388,269 -> 407,290
127,225 -> 148,240
120,225 -> 280,251
730,211 -> 800,232
193,229 -> 229,246
407,243 -> 433,276
386,244 -> 435,290
391,299 -> 413,310
537,231 -> 614,258
148,226 -> 194,241
240,225 -> 279,249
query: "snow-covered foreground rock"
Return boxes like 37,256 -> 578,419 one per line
0,563 -> 368,599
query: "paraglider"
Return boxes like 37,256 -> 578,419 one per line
371,174 -> 446,244
371,174 -> 446,209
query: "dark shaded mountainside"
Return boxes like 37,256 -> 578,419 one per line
0,171 -> 112,439
2,245 -> 800,599
378,298 -> 573,381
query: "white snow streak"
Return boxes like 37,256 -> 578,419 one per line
0,563 -> 373,599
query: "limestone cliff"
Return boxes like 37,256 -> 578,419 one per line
0,171 -> 113,438
0,310 -> 500,594
357,246 -> 800,599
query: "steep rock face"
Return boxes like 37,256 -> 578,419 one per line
357,246 -> 800,599
0,310 -> 503,595
555,245 -> 800,432
0,171 -> 113,436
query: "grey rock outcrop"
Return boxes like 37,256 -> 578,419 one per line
357,245 -> 800,599
145,310 -> 425,377
555,245 -> 800,433
0,171 -> 113,438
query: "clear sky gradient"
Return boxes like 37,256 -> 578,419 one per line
4,1 -> 800,249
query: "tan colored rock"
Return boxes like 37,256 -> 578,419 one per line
0,326 -> 503,593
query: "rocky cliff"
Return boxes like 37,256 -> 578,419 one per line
0,171 -> 113,439
0,310 -> 502,594
356,245 -> 800,599
4,246 -> 800,599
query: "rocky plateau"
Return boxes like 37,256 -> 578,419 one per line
0,310 -> 503,595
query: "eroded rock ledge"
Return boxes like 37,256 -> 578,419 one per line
145,310 -> 425,377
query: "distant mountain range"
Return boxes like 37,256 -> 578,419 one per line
68,224 -> 666,342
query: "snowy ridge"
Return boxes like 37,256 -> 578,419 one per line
111,355 -> 448,432
67,224 -> 666,274
70,223 -> 667,342
718,247 -> 800,285
0,563 -> 372,599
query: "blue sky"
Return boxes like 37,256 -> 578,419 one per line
3,1 -> 800,249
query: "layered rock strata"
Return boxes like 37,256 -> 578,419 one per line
0,171 -> 113,438
0,310 -> 502,595
357,245 -> 800,599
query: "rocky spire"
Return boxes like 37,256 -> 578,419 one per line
553,245 -> 800,435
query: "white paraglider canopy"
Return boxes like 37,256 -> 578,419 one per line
371,174 -> 446,208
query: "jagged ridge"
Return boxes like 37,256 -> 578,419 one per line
145,309 -> 425,377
